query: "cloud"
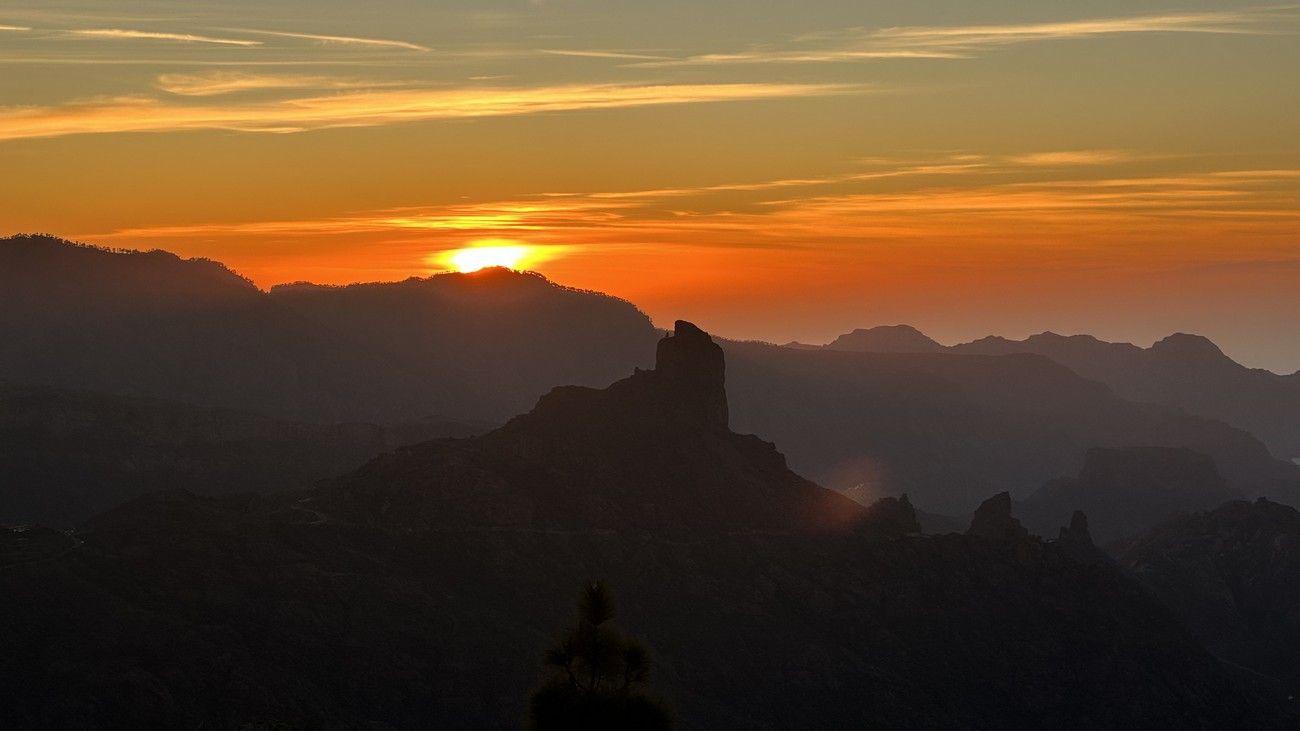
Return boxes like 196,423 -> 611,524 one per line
221,28 -> 429,52
0,82 -> 859,140
629,50 -> 965,68
1008,151 -> 1130,166
861,8 -> 1293,48
639,6 -> 1299,67
156,72 -> 407,96
0,25 -> 32,32
540,49 -> 674,61
67,29 -> 262,47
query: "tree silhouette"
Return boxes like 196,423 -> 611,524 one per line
529,581 -> 671,730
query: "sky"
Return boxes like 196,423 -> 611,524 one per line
2,1 -> 1298,372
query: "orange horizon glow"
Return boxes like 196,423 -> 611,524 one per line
2,1 -> 1298,371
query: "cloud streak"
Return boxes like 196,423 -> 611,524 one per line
0,82 -> 859,140
67,29 -> 262,47
156,72 -> 408,96
222,28 -> 429,52
639,6 -> 1299,67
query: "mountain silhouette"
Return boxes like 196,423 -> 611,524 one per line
0,382 -> 485,527
1121,498 -> 1300,693
1018,446 -> 1240,543
6,236 -> 1296,523
825,325 -> 946,353
1,322 -> 1290,727
813,322 -> 1300,461
317,321 -> 864,532
723,340 -> 1300,514
0,235 -> 659,425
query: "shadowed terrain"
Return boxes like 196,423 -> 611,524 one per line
0,324 -> 1291,729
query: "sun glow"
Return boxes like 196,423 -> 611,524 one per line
443,241 -> 532,273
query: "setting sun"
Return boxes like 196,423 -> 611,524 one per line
444,242 -> 531,273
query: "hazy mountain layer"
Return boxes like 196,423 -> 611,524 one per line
809,324 -> 1300,460
0,382 -> 484,527
0,324 -> 1287,728
1018,446 -> 1241,544
723,340 -> 1300,514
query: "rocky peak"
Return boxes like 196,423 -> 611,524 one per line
857,494 -> 922,539
967,492 -> 1029,542
1058,510 -> 1094,546
653,320 -> 729,428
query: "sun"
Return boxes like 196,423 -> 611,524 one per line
443,240 -> 531,273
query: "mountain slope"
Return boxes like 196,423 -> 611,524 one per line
1018,447 -> 1240,543
809,324 -> 1300,460
0,326 -> 1287,727
317,321 -> 863,532
1121,498 -> 1300,693
0,235 -> 659,424
723,340 -> 1300,514
954,331 -> 1300,460
0,382 -> 484,526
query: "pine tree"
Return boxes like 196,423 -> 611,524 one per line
528,581 -> 671,730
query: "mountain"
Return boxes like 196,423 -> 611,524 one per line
6,236 -> 1297,521
0,382 -> 485,527
722,340 -> 1300,515
0,234 -> 659,425
1018,447 -> 1241,544
0,324 -> 1289,728
810,325 -> 1300,461
825,325 -> 946,353
316,321 -> 864,532
1121,498 -> 1300,693
955,332 -> 1300,461
264,272 -> 660,423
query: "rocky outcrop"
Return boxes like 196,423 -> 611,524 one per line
1058,511 -> 1093,546
1121,498 -> 1300,690
654,321 -> 729,427
317,322 -> 864,532
966,492 -> 1029,542
858,494 -> 922,539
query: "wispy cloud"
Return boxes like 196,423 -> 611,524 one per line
222,28 -> 429,52
1008,150 -> 1130,166
0,82 -> 859,140
637,6 -> 1299,67
156,72 -> 408,96
859,8 -> 1293,48
540,49 -> 674,61
630,50 -> 965,67
0,24 -> 32,32
89,164 -> 1300,254
67,29 -> 262,47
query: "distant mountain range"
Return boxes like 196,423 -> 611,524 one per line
3,323 -> 1290,728
0,234 -> 659,425
800,324 -> 1300,461
723,339 -> 1298,514
3,235 -> 1298,520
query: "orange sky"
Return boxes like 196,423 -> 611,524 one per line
2,1 -> 1298,370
